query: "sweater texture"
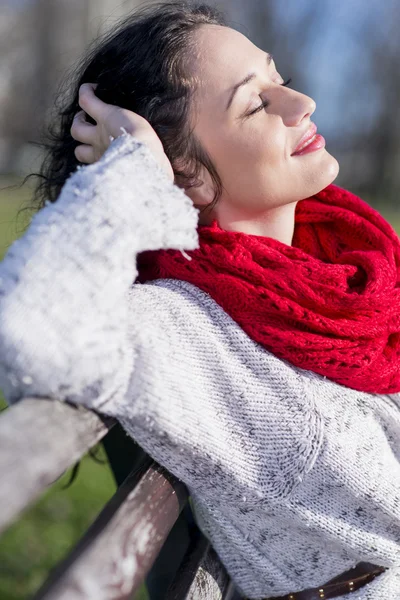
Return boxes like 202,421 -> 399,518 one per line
0,134 -> 400,599
138,183 -> 400,395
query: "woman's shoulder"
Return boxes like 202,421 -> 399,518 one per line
129,277 -> 270,352
129,278 -> 233,328
126,278 -> 240,353
130,277 -> 320,386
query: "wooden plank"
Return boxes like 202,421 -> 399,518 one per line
0,397 -> 114,533
32,461 -> 188,600
102,423 -> 196,592
185,546 -> 237,600
166,532 -> 236,600
165,531 -> 210,598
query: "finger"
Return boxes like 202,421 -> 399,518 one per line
74,144 -> 96,164
70,110 -> 96,144
78,83 -> 108,122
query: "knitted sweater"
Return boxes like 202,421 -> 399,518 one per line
1,133 -> 400,600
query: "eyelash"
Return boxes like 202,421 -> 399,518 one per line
246,77 -> 292,116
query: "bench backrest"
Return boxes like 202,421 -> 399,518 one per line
0,397 -> 237,599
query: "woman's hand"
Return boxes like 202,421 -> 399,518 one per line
70,83 -> 174,182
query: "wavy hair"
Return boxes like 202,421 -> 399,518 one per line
20,0 -> 228,487
29,1 -> 227,221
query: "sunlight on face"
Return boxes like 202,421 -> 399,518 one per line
186,25 -> 339,237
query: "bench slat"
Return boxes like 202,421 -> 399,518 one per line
0,397 -> 114,533
165,529 -> 210,598
166,532 -> 236,600
1,398 -> 236,598
32,461 -> 188,600
185,546 -> 237,600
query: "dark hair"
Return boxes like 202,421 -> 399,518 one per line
30,0 -> 227,219
24,1 -> 228,488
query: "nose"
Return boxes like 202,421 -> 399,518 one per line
278,87 -> 316,128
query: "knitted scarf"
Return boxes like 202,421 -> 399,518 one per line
137,183 -> 400,394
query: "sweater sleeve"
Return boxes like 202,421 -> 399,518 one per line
0,132 -> 199,409
0,133 -> 324,506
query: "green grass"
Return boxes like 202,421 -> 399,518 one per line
0,178 -> 147,600
0,177 -> 33,261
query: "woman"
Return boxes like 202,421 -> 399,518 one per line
1,2 -> 400,598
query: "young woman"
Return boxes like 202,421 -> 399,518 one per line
1,2 -> 400,598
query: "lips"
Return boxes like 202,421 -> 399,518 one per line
291,123 -> 318,156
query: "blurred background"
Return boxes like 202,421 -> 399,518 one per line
0,0 -> 399,598
2,0 -> 400,203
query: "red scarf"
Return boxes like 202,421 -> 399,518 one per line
137,184 -> 400,394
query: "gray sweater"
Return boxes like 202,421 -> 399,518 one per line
0,133 -> 400,599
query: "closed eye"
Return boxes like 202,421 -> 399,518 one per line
246,77 -> 292,117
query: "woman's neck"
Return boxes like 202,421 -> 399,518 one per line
208,200 -> 298,245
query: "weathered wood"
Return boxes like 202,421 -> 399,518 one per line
185,546 -> 237,600
102,424 -> 195,594
1,397 -> 236,598
0,397 -> 114,533
32,461 -> 188,600
185,546 -> 235,600
166,532 -> 236,600
165,531 -> 210,598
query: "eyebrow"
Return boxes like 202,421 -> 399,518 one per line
225,53 -> 274,112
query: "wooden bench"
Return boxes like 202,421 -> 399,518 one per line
0,397 -> 239,599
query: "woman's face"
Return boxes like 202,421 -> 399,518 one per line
186,25 -> 339,233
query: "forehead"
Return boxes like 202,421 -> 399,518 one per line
189,25 -> 262,89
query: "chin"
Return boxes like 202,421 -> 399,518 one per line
327,152 -> 340,181
312,152 -> 340,196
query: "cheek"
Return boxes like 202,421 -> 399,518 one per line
215,126 -> 283,176
217,142 -> 286,205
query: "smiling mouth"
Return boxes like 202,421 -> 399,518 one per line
291,133 -> 326,156
291,122 -> 320,154
295,134 -> 317,152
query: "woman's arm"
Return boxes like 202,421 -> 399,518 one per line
0,88 -> 325,506
0,129 -> 325,508
0,132 -> 199,407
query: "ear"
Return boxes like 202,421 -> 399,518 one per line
181,164 -> 215,211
